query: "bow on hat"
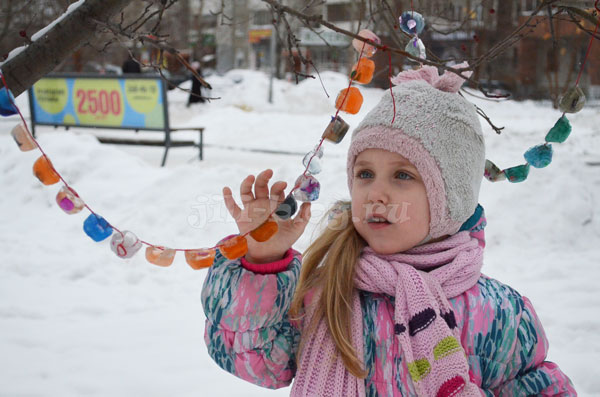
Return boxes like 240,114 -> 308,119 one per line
391,61 -> 473,94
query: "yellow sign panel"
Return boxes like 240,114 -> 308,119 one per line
33,79 -> 69,115
125,80 -> 160,113
249,29 -> 272,43
72,79 -> 125,126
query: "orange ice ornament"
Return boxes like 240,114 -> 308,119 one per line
335,87 -> 363,114
351,58 -> 375,84
219,235 -> 248,260
145,246 -> 176,267
185,248 -> 216,269
33,156 -> 60,185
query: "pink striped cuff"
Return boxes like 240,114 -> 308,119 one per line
241,248 -> 297,274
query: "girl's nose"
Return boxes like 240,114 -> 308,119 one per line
367,181 -> 389,204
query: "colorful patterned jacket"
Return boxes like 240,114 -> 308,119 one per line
202,231 -> 576,396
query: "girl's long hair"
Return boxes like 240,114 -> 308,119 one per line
289,200 -> 368,378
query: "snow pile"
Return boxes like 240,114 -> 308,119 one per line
0,70 -> 599,395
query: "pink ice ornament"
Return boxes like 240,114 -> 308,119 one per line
56,186 -> 85,214
293,175 -> 320,202
59,197 -> 74,211
390,61 -> 472,93
351,29 -> 381,57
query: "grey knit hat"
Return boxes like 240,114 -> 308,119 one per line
347,64 -> 486,243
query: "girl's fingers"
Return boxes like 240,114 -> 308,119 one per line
223,186 -> 242,220
292,202 -> 311,231
254,169 -> 273,199
270,181 -> 287,206
240,174 -> 255,205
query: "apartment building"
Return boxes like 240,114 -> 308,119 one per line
194,0 -> 599,98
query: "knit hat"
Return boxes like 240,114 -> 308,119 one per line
346,63 -> 485,243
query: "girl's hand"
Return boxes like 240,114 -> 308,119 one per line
222,169 -> 312,264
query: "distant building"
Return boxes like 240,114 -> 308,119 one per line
195,0 -> 599,99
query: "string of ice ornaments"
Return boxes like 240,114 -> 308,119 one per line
393,11 -> 589,183
6,4 -> 591,268
0,28 -> 382,269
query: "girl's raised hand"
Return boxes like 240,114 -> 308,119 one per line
222,169 -> 311,264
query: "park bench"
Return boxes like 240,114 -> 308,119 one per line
28,73 -> 204,166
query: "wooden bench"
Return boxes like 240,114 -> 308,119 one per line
28,73 -> 205,166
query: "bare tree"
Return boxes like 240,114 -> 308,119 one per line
0,0 -> 134,96
0,0 -> 597,103
0,0 -> 213,99
253,0 -> 598,99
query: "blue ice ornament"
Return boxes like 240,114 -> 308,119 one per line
83,214 -> 114,242
0,86 -> 18,116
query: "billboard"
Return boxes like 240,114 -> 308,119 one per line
29,75 -> 168,131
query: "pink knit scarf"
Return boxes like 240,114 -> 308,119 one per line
291,231 -> 484,397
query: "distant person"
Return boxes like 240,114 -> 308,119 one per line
122,55 -> 141,74
187,61 -> 206,107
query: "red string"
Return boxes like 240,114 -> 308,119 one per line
289,38 -> 374,230
387,49 -> 396,124
575,0 -> 600,86
289,40 -> 370,228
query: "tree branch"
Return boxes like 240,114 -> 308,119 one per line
0,0 -> 135,97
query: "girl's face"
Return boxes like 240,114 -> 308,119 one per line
351,149 -> 430,254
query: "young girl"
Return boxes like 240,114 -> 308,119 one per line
201,66 -> 576,396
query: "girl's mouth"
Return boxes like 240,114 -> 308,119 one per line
368,222 -> 391,230
367,218 -> 391,229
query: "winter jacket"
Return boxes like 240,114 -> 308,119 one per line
201,239 -> 576,396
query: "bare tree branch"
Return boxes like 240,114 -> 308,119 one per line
561,4 -> 600,26
0,0 -> 135,97
260,0 -> 523,97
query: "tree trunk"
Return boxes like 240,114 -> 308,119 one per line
0,0 -> 134,97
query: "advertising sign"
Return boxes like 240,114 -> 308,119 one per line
29,75 -> 167,131
249,29 -> 272,43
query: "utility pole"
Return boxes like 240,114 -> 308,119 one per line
215,1 -> 234,74
268,25 -> 276,103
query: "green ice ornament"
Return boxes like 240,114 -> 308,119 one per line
558,86 -> 586,114
524,144 -> 553,168
545,115 -> 572,143
504,163 -> 530,183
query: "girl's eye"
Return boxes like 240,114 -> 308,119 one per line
355,170 -> 413,180
356,170 -> 372,179
396,171 -> 413,180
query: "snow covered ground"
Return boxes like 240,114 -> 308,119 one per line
1,70 -> 599,396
